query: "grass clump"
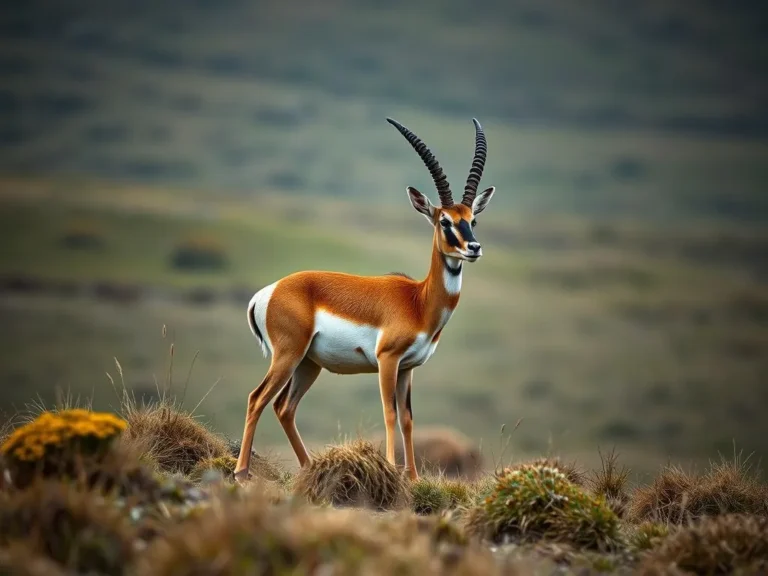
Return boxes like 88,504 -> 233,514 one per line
120,398 -> 234,477
0,479 -> 139,575
640,514 -> 768,575
292,439 -> 411,511
587,447 -> 631,518
628,453 -> 768,524
466,464 -> 621,550
169,234 -> 228,272
628,521 -> 671,552
0,409 -> 127,488
410,476 -> 475,516
59,219 -> 106,251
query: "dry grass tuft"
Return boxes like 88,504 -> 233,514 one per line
0,543 -> 70,576
587,447 -> 631,518
465,464 -> 621,550
0,479 -> 139,575
119,398 -> 232,477
292,438 -> 411,511
628,452 -> 768,524
639,514 -> 768,575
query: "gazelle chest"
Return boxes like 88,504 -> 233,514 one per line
400,307 -> 454,370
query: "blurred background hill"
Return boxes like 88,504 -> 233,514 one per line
1,0 -> 766,480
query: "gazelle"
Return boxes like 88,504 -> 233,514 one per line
234,117 -> 495,482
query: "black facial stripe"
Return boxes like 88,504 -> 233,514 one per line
456,219 -> 477,243
443,226 -> 462,248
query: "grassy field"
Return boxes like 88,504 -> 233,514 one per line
1,177 -> 766,482
1,402 -> 767,574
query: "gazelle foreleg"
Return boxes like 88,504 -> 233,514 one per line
396,368 -> 418,480
234,351 -> 301,482
272,356 -> 322,467
376,353 -> 400,466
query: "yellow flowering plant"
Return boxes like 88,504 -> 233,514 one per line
1,409 -> 127,485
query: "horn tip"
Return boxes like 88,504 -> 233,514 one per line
472,118 -> 483,130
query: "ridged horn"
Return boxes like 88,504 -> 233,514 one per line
386,117 -> 454,208
461,118 -> 487,207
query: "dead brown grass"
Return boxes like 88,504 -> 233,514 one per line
293,438 -> 411,511
639,514 -> 768,575
0,479 -> 139,575
0,543 -> 70,576
137,487 -> 510,576
628,453 -> 768,524
587,448 -> 631,518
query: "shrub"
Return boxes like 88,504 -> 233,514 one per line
59,220 -> 106,250
0,409 -> 127,488
292,439 -> 411,511
0,479 -> 138,575
169,234 -> 228,272
628,455 -> 768,523
640,514 -> 768,574
465,464 -> 621,550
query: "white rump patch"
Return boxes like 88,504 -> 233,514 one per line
248,281 -> 278,357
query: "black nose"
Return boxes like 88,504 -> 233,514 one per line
467,242 -> 481,254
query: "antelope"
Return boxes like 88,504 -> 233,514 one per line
234,117 -> 495,482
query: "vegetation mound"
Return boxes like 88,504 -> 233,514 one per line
0,479 -> 139,576
292,439 -> 411,511
466,464 -> 621,550
410,475 -> 475,516
0,409 -> 127,489
517,456 -> 586,486
120,399 -> 236,476
628,455 -> 768,523
640,514 -> 768,574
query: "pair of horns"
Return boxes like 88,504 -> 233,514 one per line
386,117 -> 488,208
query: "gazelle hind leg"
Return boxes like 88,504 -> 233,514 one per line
273,356 -> 322,467
234,350 -> 303,482
396,368 -> 418,480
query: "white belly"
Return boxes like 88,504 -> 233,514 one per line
306,310 -> 381,374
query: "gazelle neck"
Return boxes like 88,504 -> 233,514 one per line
418,231 -> 462,328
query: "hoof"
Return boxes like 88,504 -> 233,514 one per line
234,469 -> 251,484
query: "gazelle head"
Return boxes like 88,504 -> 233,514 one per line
387,117 -> 495,262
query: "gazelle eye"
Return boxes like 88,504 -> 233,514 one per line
471,219 -> 477,228
440,218 -> 452,228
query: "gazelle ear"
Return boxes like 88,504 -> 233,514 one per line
471,186 -> 495,215
406,186 -> 437,224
